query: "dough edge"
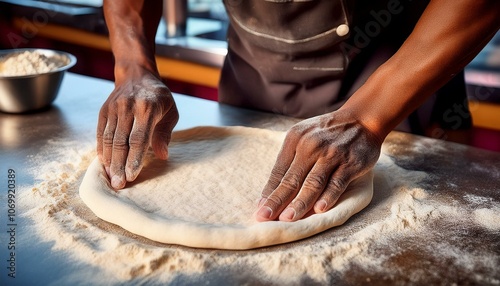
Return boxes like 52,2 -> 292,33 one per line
79,126 -> 374,250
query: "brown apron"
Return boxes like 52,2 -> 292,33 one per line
219,0 -> 471,134
220,0 -> 353,118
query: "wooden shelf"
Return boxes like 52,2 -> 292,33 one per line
13,18 -> 221,88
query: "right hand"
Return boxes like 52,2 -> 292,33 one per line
97,68 -> 179,190
255,111 -> 382,222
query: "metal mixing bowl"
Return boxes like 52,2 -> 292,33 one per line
0,48 -> 77,113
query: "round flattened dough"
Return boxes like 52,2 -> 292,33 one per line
79,126 -> 373,250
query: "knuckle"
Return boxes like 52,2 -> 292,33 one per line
129,130 -> 149,148
326,177 -> 347,193
267,168 -> 285,185
309,136 -> 328,148
291,198 -> 308,213
112,134 -> 129,151
98,109 -> 109,123
96,133 -> 104,142
102,131 -> 115,146
265,195 -> 285,209
105,99 -> 120,112
285,126 -> 304,143
287,124 -> 301,135
280,174 -> 302,191
134,97 -> 163,116
132,98 -> 149,113
115,94 -> 132,108
303,173 -> 327,191
323,146 -> 340,159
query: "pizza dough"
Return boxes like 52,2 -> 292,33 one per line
79,126 -> 373,250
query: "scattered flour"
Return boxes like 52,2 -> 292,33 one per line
0,50 -> 69,77
474,208 -> 500,230
18,137 -> 500,285
464,194 -> 495,205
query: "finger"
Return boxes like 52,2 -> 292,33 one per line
151,103 -> 179,160
125,118 -> 153,183
109,114 -> 134,189
313,166 -> 351,213
279,160 -> 336,222
101,112 -> 117,178
255,158 -> 312,221
96,106 -> 108,164
259,133 -> 299,206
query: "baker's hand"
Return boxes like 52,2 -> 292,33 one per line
255,112 -> 382,222
97,70 -> 179,190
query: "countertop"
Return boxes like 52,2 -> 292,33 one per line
0,73 -> 499,285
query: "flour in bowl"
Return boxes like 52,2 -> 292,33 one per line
0,50 -> 68,76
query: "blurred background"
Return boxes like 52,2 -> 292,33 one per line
0,0 -> 499,151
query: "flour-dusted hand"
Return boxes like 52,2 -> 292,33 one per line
255,111 -> 382,222
97,69 -> 179,190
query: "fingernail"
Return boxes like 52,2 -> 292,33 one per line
281,208 -> 296,221
315,199 -> 327,212
256,206 -> 273,220
111,175 -> 123,189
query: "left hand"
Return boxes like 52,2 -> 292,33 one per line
97,68 -> 179,189
255,111 -> 382,222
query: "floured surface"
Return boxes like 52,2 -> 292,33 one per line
79,126 -> 373,249
17,131 -> 500,285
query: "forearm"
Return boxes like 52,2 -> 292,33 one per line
342,0 -> 500,141
103,0 -> 163,83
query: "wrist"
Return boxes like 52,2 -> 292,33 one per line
114,58 -> 160,85
338,64 -> 412,142
329,108 -> 386,146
